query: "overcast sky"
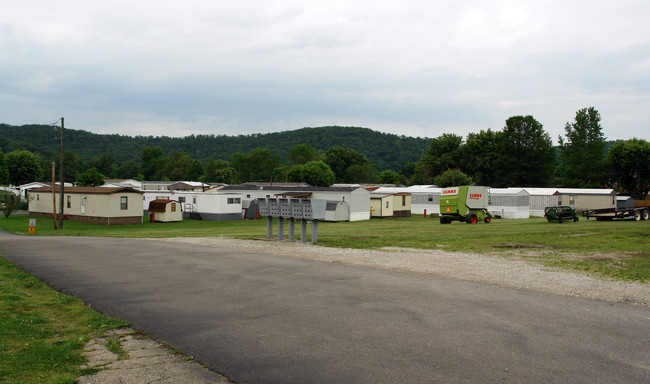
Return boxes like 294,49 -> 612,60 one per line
2,1 -> 649,142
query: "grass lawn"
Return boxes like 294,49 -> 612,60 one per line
1,214 -> 649,282
0,257 -> 128,384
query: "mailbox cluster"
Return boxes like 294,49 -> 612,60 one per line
257,198 -> 327,243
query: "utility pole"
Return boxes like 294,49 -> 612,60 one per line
51,162 -> 57,229
58,117 -> 65,229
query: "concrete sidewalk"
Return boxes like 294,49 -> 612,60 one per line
78,328 -> 232,384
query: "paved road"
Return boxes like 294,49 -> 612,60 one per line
1,232 -> 648,383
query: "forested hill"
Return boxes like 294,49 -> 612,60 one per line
0,124 -> 430,171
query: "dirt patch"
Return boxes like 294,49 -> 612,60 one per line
491,243 -> 553,249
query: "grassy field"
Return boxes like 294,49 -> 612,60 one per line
0,257 -> 128,384
1,213 -> 649,282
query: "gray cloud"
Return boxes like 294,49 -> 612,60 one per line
1,0 -> 649,142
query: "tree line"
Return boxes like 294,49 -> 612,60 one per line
1,108 -> 649,199
407,108 -> 649,199
0,125 -> 429,173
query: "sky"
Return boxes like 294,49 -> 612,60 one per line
1,1 -> 649,141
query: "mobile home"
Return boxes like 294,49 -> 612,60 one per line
29,187 -> 143,225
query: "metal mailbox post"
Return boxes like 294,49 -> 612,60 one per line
257,197 -> 326,244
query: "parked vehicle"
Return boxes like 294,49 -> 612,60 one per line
439,186 -> 493,224
544,206 -> 579,223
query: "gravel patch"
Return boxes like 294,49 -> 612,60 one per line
159,236 -> 649,306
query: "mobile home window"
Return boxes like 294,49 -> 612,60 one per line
402,196 -> 406,206
120,196 -> 128,210
67,195 -> 71,209
569,195 -> 575,205
227,198 -> 241,204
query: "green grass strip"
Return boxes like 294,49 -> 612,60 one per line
0,257 -> 128,384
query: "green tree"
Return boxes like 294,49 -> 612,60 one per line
232,148 -> 280,182
288,144 -> 320,166
344,163 -> 377,183
204,159 -> 239,184
63,151 -> 84,183
399,162 -> 416,185
141,146 -> 165,180
0,152 -> 9,184
287,161 -> 335,187
492,116 -> 555,187
324,146 -> 372,182
113,160 -> 140,179
434,169 -> 473,188
161,150 -> 193,180
0,190 -> 26,218
557,107 -> 606,187
377,170 -> 403,185
462,129 -> 500,186
87,153 -> 115,178
75,167 -> 105,187
607,138 -> 650,199
411,154 -> 436,185
412,134 -> 464,185
6,150 -> 44,185
186,160 -> 205,182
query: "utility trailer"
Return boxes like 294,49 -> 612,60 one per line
439,185 -> 493,224
583,206 -> 649,221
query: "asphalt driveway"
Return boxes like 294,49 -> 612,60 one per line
1,232 -> 648,383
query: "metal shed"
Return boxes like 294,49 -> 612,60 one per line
325,201 -> 350,222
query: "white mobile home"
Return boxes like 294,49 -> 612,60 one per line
513,188 -> 560,217
102,179 -> 142,189
488,188 -> 530,219
405,186 -> 442,215
219,185 -> 371,221
142,190 -> 242,221
511,187 -> 617,217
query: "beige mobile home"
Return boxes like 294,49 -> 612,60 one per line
28,187 -> 143,225
370,193 -> 393,218
554,189 -> 616,213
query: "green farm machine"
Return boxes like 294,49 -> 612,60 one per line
439,186 -> 494,224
